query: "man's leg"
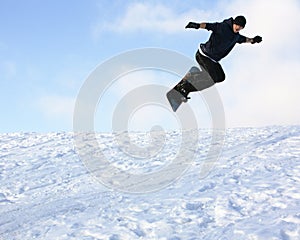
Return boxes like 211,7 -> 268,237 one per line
195,50 -> 225,83
185,66 -> 215,92
172,66 -> 213,104
173,51 -> 225,101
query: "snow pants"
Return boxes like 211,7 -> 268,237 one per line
195,50 -> 225,84
178,50 -> 226,93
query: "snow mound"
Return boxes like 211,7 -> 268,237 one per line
0,126 -> 300,239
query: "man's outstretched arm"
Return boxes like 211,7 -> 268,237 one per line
185,21 -> 262,44
185,22 -> 206,29
245,36 -> 262,44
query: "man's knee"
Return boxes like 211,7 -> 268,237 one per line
214,72 -> 225,83
212,65 -> 225,83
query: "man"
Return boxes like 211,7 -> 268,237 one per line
175,16 -> 262,101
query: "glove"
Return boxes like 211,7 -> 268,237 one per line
185,22 -> 200,29
252,36 -> 262,44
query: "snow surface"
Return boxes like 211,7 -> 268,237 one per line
0,126 -> 300,239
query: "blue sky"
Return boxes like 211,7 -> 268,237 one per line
1,0 -> 300,132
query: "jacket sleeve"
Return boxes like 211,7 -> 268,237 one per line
205,22 -> 219,32
237,35 -> 247,44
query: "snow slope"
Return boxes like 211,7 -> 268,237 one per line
0,126 -> 300,239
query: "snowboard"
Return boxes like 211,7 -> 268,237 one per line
166,66 -> 201,112
166,87 -> 189,112
166,66 -> 214,112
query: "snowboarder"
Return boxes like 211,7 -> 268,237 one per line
167,16 -> 262,111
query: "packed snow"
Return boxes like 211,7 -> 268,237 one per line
0,126 -> 300,239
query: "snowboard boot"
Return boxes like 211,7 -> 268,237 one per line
175,80 -> 192,102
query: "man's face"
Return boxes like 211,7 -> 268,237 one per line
233,23 -> 244,33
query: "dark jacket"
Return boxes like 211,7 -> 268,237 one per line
200,18 -> 246,62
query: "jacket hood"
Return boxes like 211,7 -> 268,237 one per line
223,17 -> 235,32
223,18 -> 234,28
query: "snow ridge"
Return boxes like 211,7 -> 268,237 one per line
0,126 -> 299,239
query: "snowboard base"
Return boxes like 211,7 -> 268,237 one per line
166,88 -> 189,112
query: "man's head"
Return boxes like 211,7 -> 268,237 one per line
233,15 -> 246,33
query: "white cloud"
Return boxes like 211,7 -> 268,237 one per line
37,95 -> 75,120
218,0 -> 300,127
93,2 -> 215,37
94,69 -> 179,132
